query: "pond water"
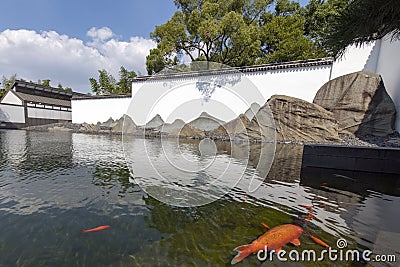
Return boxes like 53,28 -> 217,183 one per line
0,130 -> 399,266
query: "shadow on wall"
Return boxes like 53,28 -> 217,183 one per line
363,40 -> 381,73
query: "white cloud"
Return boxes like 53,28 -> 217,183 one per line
86,27 -> 114,42
0,29 -> 156,93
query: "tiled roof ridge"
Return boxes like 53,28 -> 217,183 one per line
131,57 -> 334,82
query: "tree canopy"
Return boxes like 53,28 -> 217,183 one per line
0,74 -> 16,98
146,0 -> 350,74
89,66 -> 137,95
323,0 -> 400,57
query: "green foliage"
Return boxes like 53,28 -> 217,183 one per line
302,0 -> 350,52
89,66 -> 137,95
258,14 -> 326,63
41,79 -> 51,87
146,0 -> 349,74
0,74 -> 16,98
147,0 -> 271,74
323,0 -> 400,57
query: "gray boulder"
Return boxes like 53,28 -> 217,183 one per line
158,119 -> 185,134
111,115 -> 137,134
313,71 -> 396,136
188,112 -> 225,131
145,114 -> 164,129
239,95 -> 341,142
244,103 -> 261,121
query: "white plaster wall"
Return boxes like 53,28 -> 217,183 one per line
245,65 -> 332,103
1,91 -> 22,105
331,42 -> 379,79
375,36 -> 400,131
72,97 -> 132,124
0,104 -> 25,123
27,108 -> 72,120
129,65 -> 332,124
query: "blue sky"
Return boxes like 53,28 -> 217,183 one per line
0,0 -> 309,93
0,0 -> 177,41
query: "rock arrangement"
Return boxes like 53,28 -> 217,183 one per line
314,71 -> 396,136
22,70 -> 399,147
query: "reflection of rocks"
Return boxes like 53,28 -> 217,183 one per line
248,143 -> 303,183
314,71 -> 396,136
267,144 -> 303,182
188,112 -> 225,131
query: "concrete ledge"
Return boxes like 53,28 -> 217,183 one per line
301,144 -> 400,174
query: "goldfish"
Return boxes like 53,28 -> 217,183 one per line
231,205 -> 330,265
81,225 -> 111,233
231,224 -> 303,264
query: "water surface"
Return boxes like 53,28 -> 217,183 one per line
0,130 -> 399,266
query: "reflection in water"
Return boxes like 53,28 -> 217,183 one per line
0,130 -> 398,266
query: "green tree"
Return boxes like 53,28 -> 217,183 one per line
90,66 -> 137,95
323,0 -> 399,57
258,11 -> 327,63
301,0 -> 350,53
0,74 -> 16,98
116,66 -> 137,94
146,0 -> 346,74
146,0 -> 272,74
41,79 -> 51,87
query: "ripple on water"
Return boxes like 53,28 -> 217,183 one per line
0,130 -> 398,266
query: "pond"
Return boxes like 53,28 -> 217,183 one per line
0,130 -> 399,266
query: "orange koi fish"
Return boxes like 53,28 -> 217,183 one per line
231,224 -> 303,264
231,205 -> 330,265
81,225 -> 111,233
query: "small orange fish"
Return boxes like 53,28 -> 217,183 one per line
81,225 -> 111,233
231,224 -> 303,264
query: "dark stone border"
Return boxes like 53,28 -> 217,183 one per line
301,144 -> 400,174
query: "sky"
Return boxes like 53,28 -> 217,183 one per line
0,0 -> 309,93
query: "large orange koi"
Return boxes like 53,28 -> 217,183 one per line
231,205 -> 329,265
231,224 -> 303,264
81,225 -> 111,233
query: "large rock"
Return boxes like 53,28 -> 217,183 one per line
210,114 -> 250,138
79,122 -> 100,133
244,103 -> 261,121
240,95 -> 341,142
111,115 -> 137,134
188,112 -> 225,131
100,117 -> 118,130
169,124 -> 205,139
145,114 -> 164,129
313,71 -> 396,136
158,119 -> 185,134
